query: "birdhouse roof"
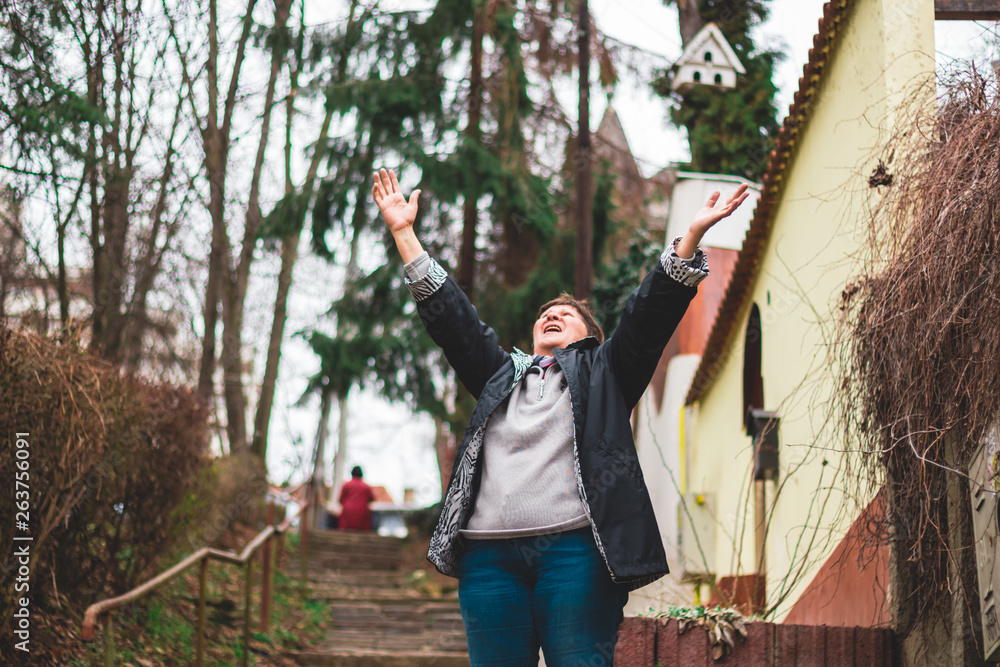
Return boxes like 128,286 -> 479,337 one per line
674,23 -> 746,74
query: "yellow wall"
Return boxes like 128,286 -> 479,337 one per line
686,0 -> 935,620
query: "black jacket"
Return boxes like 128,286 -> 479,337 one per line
414,251 -> 702,591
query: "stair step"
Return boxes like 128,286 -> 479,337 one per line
310,557 -> 401,571
306,567 -> 415,586
307,531 -> 404,547
323,628 -> 465,647
291,649 -> 469,667
307,551 -> 401,563
318,638 -> 468,653
307,544 -> 403,557
306,584 -> 414,593
308,589 -> 458,602
326,614 -> 464,628
307,570 -> 414,581
284,531 -> 468,664
327,598 -> 460,609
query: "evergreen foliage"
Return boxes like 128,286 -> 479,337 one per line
0,1 -> 98,162
300,1 -> 598,419
656,0 -> 781,181
592,235 -> 662,335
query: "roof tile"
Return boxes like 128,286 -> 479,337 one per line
685,0 -> 852,405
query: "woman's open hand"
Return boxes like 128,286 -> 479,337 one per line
690,183 -> 750,237
372,167 -> 425,264
675,182 -> 751,260
372,168 -> 421,234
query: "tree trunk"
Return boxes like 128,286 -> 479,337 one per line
252,36 -> 300,459
574,0 -> 593,300
433,416 -> 456,499
311,387 -> 334,529
57,202 -> 68,328
123,93 -> 185,371
457,5 -> 484,298
87,3 -> 106,348
220,0 -> 293,456
678,0 -> 705,48
331,388 -> 350,513
252,0 -> 362,458
320,127 -> 375,497
501,200 -> 540,288
251,230 -> 299,457
96,6 -> 132,360
196,0 -> 259,406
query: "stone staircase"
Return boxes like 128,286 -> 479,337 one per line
288,529 -> 469,667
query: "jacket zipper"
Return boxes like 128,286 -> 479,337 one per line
554,349 -> 618,582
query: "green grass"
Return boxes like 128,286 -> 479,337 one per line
145,598 -> 195,661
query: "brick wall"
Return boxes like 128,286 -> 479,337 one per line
615,617 -> 894,666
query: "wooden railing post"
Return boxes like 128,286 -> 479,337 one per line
197,557 -> 208,667
242,557 -> 253,667
102,613 -> 115,667
260,502 -> 275,633
300,484 -> 310,588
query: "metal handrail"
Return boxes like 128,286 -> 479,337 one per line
81,480 -> 319,667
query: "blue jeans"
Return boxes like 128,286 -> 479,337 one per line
456,527 -> 629,667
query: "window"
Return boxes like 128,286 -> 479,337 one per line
714,73 -> 723,85
743,304 -> 764,432
693,70 -> 702,82
704,51 -> 713,62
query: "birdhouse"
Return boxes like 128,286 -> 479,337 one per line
671,23 -> 746,92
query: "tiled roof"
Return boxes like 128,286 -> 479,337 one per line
685,0 -> 852,405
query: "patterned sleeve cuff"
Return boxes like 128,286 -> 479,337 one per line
403,253 -> 448,301
659,236 -> 710,287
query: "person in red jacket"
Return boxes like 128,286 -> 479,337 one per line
338,466 -> 375,531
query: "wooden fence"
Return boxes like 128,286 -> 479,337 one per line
615,616 -> 894,666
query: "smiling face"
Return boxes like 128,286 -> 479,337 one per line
532,304 -> 592,356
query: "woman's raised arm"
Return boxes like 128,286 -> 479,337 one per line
370,167 -> 508,399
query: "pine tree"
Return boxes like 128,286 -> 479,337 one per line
298,0 -> 619,494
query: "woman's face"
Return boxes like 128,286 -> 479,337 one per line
532,304 -> 590,356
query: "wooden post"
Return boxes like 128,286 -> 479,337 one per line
934,0 -> 1000,20
754,479 -> 767,613
102,614 -> 115,667
300,488 -> 310,588
242,559 -> 253,667
197,558 -> 208,667
260,503 -> 275,633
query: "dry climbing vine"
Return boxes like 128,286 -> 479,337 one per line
836,66 -> 1000,631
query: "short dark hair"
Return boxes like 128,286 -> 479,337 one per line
351,466 -> 363,478
536,293 -> 605,343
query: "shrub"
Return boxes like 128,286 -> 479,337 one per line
0,325 -> 209,620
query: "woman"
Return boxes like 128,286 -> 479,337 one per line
338,465 -> 375,531
371,168 -> 748,666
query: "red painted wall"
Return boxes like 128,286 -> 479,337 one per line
782,490 -> 890,628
